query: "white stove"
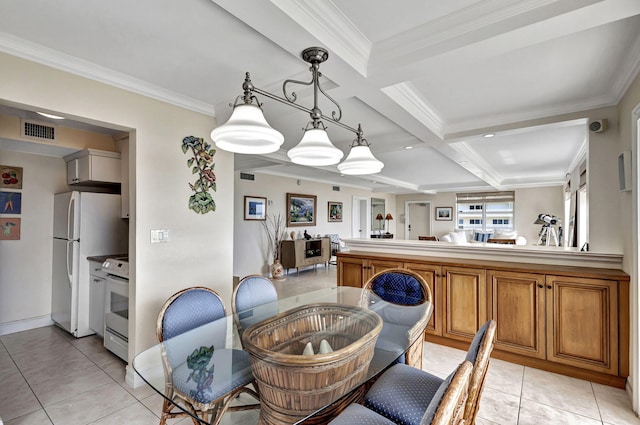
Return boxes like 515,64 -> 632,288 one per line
102,256 -> 129,279
102,256 -> 129,361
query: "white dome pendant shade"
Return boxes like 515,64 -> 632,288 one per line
287,127 -> 344,166
337,144 -> 384,175
210,104 -> 284,154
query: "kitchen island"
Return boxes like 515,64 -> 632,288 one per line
337,239 -> 629,388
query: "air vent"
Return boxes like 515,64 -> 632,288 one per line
240,172 -> 255,181
21,119 -> 56,141
332,186 -> 340,191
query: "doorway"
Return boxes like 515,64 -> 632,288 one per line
404,201 -> 432,240
352,196 -> 369,239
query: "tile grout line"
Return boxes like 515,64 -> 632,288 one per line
516,366 -> 525,424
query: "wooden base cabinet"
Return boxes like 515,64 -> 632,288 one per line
405,263 -> 441,336
443,266 -> 486,342
336,251 -> 629,387
545,275 -> 619,375
487,270 -> 546,359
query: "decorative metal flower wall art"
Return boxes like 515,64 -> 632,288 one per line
182,136 -> 216,214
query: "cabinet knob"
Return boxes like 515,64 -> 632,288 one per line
547,285 -> 552,289
538,284 -> 543,288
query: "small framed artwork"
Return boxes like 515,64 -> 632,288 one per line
0,165 -> 23,189
328,201 -> 343,222
0,218 -> 21,240
244,196 -> 267,220
287,193 -> 317,227
435,206 -> 453,221
1,192 -> 21,214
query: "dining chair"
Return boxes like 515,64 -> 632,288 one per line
362,268 -> 433,368
156,286 -> 259,425
231,274 -> 278,341
328,360 -> 472,425
364,320 -> 497,425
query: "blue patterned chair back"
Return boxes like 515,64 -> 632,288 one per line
158,287 -> 226,342
232,275 -> 278,335
369,269 -> 429,305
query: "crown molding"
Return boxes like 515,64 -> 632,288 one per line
382,82 -> 445,139
270,0 -> 371,77
0,32 -> 216,116
445,93 -> 617,134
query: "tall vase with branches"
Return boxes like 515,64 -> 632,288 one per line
261,213 -> 286,279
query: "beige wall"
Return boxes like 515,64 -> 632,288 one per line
0,150 -> 68,326
0,52 -> 233,363
233,172 -> 395,277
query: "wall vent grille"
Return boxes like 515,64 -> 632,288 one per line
333,186 -> 340,191
240,172 -> 255,181
21,119 -> 56,141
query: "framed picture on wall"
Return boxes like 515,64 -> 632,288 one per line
1,191 -> 21,214
244,196 -> 267,220
328,201 -> 343,222
0,165 -> 23,189
287,193 -> 317,226
0,217 -> 21,240
435,206 -> 453,221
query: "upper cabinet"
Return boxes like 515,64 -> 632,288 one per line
65,149 -> 121,186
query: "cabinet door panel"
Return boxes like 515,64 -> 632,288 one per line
368,259 -> 403,277
488,270 -> 545,359
405,263 -> 441,336
546,276 -> 618,374
443,266 -> 486,342
338,257 -> 366,288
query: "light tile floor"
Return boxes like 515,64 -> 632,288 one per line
1,265 -> 638,424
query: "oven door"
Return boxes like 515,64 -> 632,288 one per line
105,274 -> 129,339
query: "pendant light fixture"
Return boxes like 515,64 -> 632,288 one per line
211,47 -> 382,174
337,125 -> 384,175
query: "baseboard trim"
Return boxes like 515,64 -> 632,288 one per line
0,315 -> 53,336
125,364 -> 146,389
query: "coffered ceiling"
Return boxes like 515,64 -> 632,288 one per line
1,0 -> 639,193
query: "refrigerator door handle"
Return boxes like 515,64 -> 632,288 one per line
66,240 -> 74,288
68,192 -> 77,241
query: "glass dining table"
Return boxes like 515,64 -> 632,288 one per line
132,286 -> 432,425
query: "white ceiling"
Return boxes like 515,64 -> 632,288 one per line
0,0 -> 639,194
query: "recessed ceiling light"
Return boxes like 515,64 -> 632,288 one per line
482,133 -> 495,138
404,146 -> 414,150
459,160 -> 468,164
37,112 -> 65,120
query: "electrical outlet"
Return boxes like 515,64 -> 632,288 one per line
151,229 -> 170,243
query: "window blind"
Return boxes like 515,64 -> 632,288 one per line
456,191 -> 515,203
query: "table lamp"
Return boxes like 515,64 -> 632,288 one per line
385,213 -> 393,234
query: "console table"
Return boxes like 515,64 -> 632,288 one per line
371,234 -> 393,239
281,237 -> 330,273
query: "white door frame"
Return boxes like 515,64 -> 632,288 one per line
630,103 -> 640,412
404,201 -> 432,240
352,196 -> 370,239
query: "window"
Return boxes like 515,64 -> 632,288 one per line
456,191 -> 514,231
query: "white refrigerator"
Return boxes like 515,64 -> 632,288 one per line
51,191 -> 127,337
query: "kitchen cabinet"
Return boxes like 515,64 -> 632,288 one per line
336,251 -> 629,387
65,149 -> 121,185
337,256 -> 402,287
280,238 -> 331,273
545,275 -> 619,375
88,260 -> 106,337
405,262 -> 441,336
487,270 -> 546,359
442,266 -> 486,343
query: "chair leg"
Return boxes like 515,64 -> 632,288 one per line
209,386 -> 261,425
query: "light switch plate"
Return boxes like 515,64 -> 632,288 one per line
151,229 -> 170,243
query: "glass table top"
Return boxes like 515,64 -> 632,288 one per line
132,286 -> 432,424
